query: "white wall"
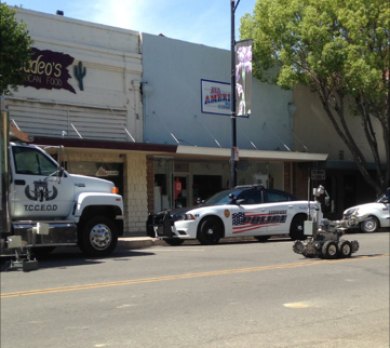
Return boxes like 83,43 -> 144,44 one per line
142,34 -> 294,151
9,8 -> 143,142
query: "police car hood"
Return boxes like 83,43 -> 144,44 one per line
167,203 -> 215,216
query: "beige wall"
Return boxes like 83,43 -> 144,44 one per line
65,149 -> 148,234
123,153 -> 148,233
293,85 -> 386,163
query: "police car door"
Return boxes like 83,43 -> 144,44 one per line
231,187 -> 269,237
10,145 -> 73,219
263,189 -> 292,236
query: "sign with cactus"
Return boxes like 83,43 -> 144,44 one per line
22,47 -> 83,94
73,61 -> 86,91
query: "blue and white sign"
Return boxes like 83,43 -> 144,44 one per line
201,79 -> 231,116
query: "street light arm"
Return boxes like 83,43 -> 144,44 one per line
234,0 -> 241,13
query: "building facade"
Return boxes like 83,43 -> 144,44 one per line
141,33 -> 327,213
7,8 -> 152,233
293,85 -> 388,217
6,7 -> 327,234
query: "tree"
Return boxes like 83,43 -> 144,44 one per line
0,3 -> 32,95
240,0 -> 389,194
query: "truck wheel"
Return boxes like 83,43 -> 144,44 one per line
289,215 -> 306,240
338,240 -> 352,258
360,216 -> 379,233
321,241 -> 338,259
79,216 -> 118,257
197,217 -> 222,245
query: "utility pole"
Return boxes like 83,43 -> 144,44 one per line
230,0 -> 240,188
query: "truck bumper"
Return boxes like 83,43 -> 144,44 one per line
12,220 -> 78,246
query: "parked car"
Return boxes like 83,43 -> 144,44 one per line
342,190 -> 390,233
147,185 -> 321,245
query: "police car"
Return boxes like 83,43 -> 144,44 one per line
147,185 -> 321,245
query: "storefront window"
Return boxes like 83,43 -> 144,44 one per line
153,158 -> 174,211
151,158 -> 285,211
67,161 -> 123,194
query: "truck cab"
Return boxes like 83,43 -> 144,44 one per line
2,140 -> 124,257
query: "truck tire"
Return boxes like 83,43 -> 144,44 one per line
197,217 -> 222,245
79,216 -> 118,257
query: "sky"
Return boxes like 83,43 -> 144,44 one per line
4,0 -> 257,49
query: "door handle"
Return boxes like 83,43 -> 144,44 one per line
14,179 -> 26,185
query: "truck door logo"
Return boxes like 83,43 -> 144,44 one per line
25,181 -> 58,202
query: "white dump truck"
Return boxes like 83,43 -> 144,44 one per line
1,112 -> 124,268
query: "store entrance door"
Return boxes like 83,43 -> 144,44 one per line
193,175 -> 222,202
173,175 -> 189,208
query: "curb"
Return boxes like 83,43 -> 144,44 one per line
118,237 -> 164,249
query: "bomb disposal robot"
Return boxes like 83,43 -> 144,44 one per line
293,185 -> 359,259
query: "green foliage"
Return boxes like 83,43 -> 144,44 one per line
240,0 -> 389,192
0,3 -> 32,95
241,0 -> 388,96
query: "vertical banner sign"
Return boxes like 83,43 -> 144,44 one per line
235,40 -> 253,117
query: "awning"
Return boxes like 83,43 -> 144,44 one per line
176,145 -> 328,162
31,136 -> 328,162
33,136 -> 177,155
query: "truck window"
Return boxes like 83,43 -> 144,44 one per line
13,146 -> 57,176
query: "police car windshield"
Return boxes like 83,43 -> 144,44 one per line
204,188 -> 244,205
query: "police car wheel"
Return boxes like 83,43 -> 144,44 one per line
197,217 -> 222,245
289,214 -> 306,240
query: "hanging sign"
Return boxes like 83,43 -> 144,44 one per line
235,40 -> 253,117
201,79 -> 231,116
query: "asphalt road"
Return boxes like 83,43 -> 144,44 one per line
1,232 -> 389,348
